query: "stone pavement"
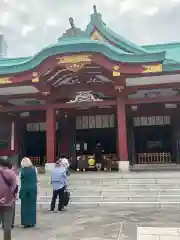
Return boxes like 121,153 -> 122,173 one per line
138,227 -> 180,240
2,206 -> 180,240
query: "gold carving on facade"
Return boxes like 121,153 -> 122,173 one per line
57,55 -> 92,64
142,64 -> 162,73
112,65 -> 120,76
32,72 -> 39,83
67,91 -> 103,103
66,63 -> 84,72
0,77 -> 12,84
57,55 -> 92,72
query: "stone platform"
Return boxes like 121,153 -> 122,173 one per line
3,206 -> 180,240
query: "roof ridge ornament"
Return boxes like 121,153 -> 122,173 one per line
90,5 -> 104,25
93,5 -> 97,14
69,17 -> 75,28
58,17 -> 86,41
69,17 -> 76,36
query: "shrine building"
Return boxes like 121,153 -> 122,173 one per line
0,5 -> 180,171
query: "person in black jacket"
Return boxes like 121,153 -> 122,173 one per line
94,142 -> 104,171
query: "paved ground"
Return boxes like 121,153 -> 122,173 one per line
0,206 -> 179,239
3,172 -> 180,239
138,227 -> 180,240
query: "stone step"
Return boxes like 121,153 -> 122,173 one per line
69,179 -> 180,183
39,194 -> 180,200
67,172 -> 180,178
41,184 -> 180,188
38,172 -> 180,207
16,201 -> 180,210
40,172 -> 180,182
68,178 -> 180,183
68,178 -> 180,182
15,200 -> 180,209
39,188 -> 180,196
66,185 -> 180,191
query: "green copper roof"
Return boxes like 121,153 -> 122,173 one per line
0,39 -> 165,74
142,42 -> 180,64
85,5 -> 148,54
58,5 -> 148,54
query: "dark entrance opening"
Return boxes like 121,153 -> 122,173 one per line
134,125 -> 173,164
76,128 -> 117,155
22,124 -> 46,166
75,113 -> 117,170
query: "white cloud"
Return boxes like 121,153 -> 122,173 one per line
0,0 -> 179,57
144,6 -> 159,16
119,0 -> 135,15
46,18 -> 58,26
21,25 -> 35,37
1,12 -> 11,26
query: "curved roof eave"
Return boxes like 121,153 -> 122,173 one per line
85,20 -> 149,54
163,62 -> 180,72
0,39 -> 166,75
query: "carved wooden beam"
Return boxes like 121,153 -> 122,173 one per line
0,100 -> 117,112
32,81 -> 51,95
46,82 -> 116,101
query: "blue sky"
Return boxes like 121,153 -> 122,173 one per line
0,0 -> 180,57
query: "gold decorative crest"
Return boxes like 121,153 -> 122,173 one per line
142,64 -> 162,73
32,72 -> 39,83
112,65 -> 120,76
57,54 -> 92,64
0,77 -> 12,84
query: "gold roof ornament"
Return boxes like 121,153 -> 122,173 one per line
113,65 -> 121,76
142,64 -> 162,73
32,72 -> 39,82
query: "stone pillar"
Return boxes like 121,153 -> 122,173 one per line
117,96 -> 129,172
45,106 -> 56,171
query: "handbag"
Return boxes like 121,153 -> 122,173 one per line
64,189 -> 70,207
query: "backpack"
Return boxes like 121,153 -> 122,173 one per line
0,170 -> 15,206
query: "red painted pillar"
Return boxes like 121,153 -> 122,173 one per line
46,106 -> 56,165
117,96 -> 129,170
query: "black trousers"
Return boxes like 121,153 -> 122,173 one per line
0,206 -> 13,230
50,187 -> 65,211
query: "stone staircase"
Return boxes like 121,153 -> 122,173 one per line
36,172 -> 180,207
